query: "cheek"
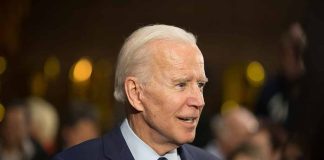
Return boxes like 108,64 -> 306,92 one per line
163,92 -> 188,112
142,84 -> 190,120
151,95 -> 177,116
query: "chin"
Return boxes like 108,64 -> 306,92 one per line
175,132 -> 196,145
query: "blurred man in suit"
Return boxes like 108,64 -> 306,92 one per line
53,24 -> 217,160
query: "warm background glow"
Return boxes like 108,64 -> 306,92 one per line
221,100 -> 239,114
0,56 -> 7,75
71,58 -> 93,83
0,103 -> 5,122
246,61 -> 265,87
44,56 -> 60,80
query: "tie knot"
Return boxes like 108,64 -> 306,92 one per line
158,157 -> 168,160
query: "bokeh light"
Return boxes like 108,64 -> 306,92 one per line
44,56 -> 60,79
31,72 -> 47,97
221,100 -> 239,114
0,103 -> 5,122
246,61 -> 265,87
0,56 -> 7,75
71,58 -> 93,83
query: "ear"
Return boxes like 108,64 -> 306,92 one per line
124,77 -> 144,112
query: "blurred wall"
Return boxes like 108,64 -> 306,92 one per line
0,0 -> 307,145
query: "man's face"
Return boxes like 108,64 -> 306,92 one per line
139,40 -> 207,146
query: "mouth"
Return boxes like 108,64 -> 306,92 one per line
177,117 -> 197,123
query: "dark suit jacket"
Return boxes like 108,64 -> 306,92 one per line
53,126 -> 217,160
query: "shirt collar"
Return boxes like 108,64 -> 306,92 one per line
120,119 -> 179,160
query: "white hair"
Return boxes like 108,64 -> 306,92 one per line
114,24 -> 197,102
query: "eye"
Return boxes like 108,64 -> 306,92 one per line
176,82 -> 186,89
198,82 -> 206,90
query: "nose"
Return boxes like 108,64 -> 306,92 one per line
187,85 -> 205,109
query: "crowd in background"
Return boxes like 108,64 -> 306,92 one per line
1,0 -> 324,159
203,22 -> 306,160
0,98 -> 304,160
0,97 -> 101,160
0,22 -> 308,160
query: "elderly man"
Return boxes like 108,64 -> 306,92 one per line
53,24 -> 217,160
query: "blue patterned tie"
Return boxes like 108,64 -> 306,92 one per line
158,157 -> 168,160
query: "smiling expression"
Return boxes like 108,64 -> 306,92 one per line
135,39 -> 207,148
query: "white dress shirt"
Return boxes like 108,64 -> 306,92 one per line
120,119 -> 180,160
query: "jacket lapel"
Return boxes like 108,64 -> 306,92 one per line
102,126 -> 197,160
102,126 -> 134,160
178,145 -> 194,160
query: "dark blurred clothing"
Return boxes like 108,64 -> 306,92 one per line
53,124 -> 218,160
255,74 -> 300,131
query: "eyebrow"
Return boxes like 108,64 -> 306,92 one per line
171,77 -> 189,83
200,77 -> 208,83
171,76 -> 208,83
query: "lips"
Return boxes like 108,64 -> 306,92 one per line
177,116 -> 198,123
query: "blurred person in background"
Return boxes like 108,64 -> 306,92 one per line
205,106 -> 259,160
227,143 -> 263,160
281,135 -> 303,160
248,119 -> 288,160
26,97 -> 59,156
0,100 -> 48,160
255,22 -> 307,131
53,24 -> 217,160
60,101 -> 100,149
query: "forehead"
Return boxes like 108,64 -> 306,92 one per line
147,40 -> 206,81
148,40 -> 204,66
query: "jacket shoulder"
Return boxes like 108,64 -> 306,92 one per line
52,138 -> 103,160
182,144 -> 220,160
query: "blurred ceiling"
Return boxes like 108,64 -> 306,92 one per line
1,0 -> 307,58
17,0 -> 307,71
0,0 -> 307,104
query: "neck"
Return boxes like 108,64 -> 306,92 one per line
127,114 -> 178,156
